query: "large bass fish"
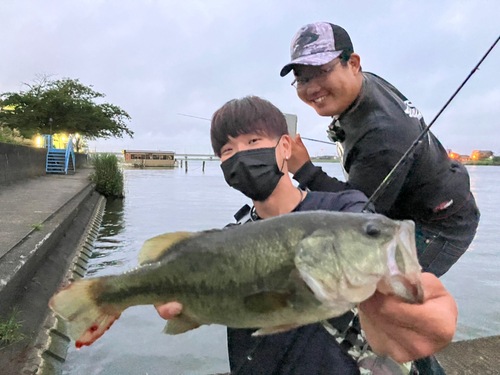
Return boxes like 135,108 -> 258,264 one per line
49,211 -> 423,348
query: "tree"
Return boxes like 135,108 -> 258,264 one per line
0,76 -> 133,147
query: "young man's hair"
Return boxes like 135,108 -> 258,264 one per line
211,96 -> 288,157
339,50 -> 362,71
339,50 -> 352,66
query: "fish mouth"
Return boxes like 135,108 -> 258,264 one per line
377,220 -> 424,304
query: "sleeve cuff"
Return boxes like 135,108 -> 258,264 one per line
293,160 -> 318,187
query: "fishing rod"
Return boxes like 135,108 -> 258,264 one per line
177,113 -> 333,145
177,113 -> 211,121
362,35 -> 500,212
301,137 -> 335,145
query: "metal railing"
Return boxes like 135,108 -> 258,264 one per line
64,137 -> 75,174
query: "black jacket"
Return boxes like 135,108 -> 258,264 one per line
294,72 -> 479,233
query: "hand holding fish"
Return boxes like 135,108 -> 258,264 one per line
358,272 -> 457,363
288,134 -> 311,174
155,273 -> 457,363
155,302 -> 183,320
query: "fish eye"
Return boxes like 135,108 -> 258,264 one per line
365,224 -> 381,237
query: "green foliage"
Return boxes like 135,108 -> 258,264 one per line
0,310 -> 25,347
465,159 -> 500,166
0,76 -> 133,140
463,155 -> 500,166
90,154 -> 124,198
0,126 -> 31,145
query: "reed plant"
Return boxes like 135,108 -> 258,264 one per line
0,309 -> 24,347
89,153 -> 124,198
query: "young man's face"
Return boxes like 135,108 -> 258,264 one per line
294,54 -> 362,117
220,133 -> 280,162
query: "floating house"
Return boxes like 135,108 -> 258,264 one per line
123,150 -> 176,167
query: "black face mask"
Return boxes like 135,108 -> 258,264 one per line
221,146 -> 284,202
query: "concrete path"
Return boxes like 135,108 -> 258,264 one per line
0,168 -> 104,374
436,335 -> 500,374
0,170 -> 92,259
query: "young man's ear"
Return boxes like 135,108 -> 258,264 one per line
281,134 -> 293,159
349,53 -> 362,73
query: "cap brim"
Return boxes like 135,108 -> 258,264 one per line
280,50 -> 343,77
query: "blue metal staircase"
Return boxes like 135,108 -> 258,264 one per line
44,135 -> 76,174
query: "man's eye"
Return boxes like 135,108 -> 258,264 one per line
221,148 -> 231,154
249,138 -> 260,144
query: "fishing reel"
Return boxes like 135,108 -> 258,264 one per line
327,118 -> 346,143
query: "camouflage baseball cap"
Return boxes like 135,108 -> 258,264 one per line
280,22 -> 354,77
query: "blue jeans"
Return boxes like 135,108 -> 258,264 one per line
414,200 -> 480,278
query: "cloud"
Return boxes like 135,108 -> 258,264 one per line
1,0 -> 499,156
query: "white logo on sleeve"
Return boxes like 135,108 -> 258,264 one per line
404,100 -> 423,120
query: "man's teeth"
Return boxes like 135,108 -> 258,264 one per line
314,96 -> 327,104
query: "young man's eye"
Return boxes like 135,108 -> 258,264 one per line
249,138 -> 260,144
221,147 -> 232,154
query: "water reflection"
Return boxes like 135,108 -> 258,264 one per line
87,198 -> 127,276
97,198 -> 125,239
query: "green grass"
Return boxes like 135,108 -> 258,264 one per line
463,158 -> 500,166
0,310 -> 25,347
89,153 -> 124,198
30,222 -> 43,231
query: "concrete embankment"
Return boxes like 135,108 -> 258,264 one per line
0,168 -> 106,374
436,335 -> 500,375
0,142 -> 88,186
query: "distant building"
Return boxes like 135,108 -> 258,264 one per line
313,155 -> 338,160
448,150 -> 471,163
123,150 -> 175,167
471,150 -> 494,161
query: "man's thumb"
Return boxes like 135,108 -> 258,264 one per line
295,133 -> 304,146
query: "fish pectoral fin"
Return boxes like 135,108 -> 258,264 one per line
138,232 -> 193,265
252,324 -> 302,336
163,314 -> 201,335
243,291 -> 291,314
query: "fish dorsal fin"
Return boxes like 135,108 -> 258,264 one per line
138,232 -> 192,265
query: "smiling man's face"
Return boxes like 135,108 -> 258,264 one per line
294,54 -> 363,117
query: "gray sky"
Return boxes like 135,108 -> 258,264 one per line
1,0 -> 499,156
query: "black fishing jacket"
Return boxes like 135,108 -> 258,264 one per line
294,72 -> 479,234
227,190 -> 369,375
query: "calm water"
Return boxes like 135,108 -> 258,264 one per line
63,162 -> 500,375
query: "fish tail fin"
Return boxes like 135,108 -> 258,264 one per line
49,279 -> 122,348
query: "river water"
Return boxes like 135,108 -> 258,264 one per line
63,162 -> 500,375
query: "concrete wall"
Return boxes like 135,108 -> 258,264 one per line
0,142 -> 89,186
0,142 -> 47,186
75,152 -> 89,168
